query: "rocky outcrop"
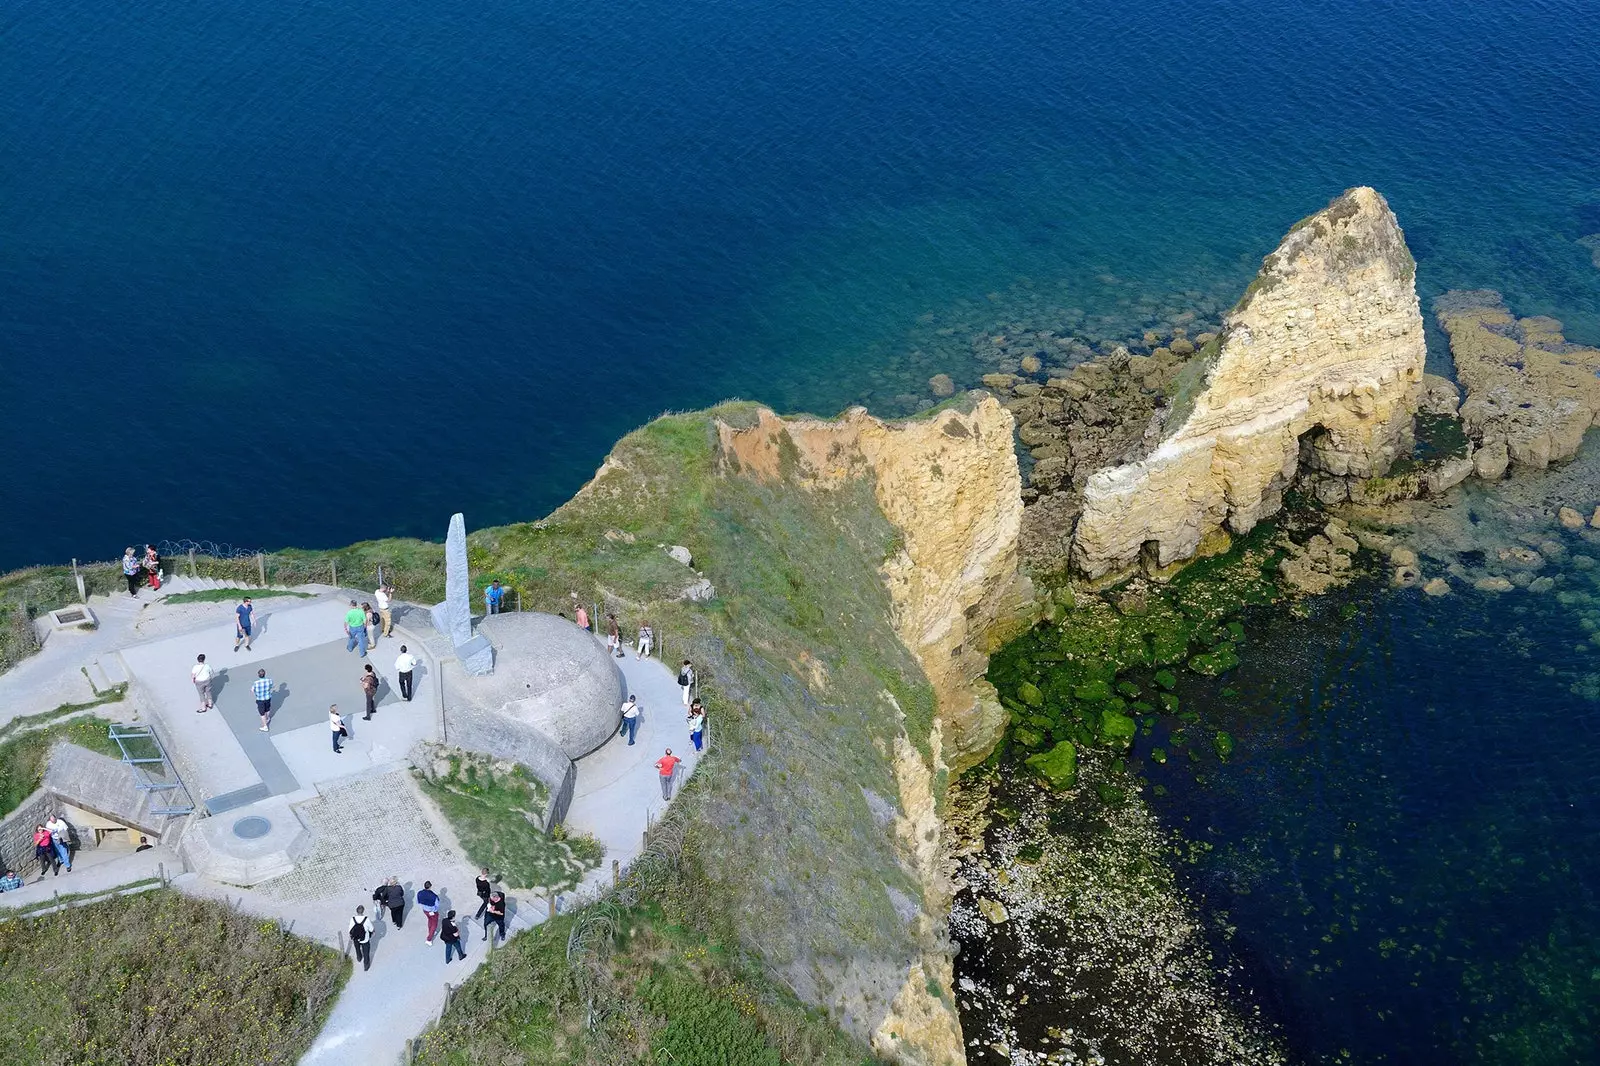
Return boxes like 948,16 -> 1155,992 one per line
1070,188 -> 1426,578
1435,290 -> 1600,473
717,397 -> 1031,769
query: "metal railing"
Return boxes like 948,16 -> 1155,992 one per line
109,725 -> 195,816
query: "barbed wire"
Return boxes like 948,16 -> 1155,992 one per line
155,539 -> 263,560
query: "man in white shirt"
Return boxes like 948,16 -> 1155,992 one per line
190,654 -> 214,713
619,695 -> 641,745
374,585 -> 395,638
44,814 -> 72,871
394,645 -> 418,702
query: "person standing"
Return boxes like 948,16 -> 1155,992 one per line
349,906 -> 375,971
0,869 -> 23,892
655,749 -> 682,801
33,825 -> 58,879
45,813 -> 72,871
606,614 -> 622,657
191,654 -> 214,713
473,868 -> 493,923
677,660 -> 695,706
233,596 -> 254,651
441,910 -> 465,964
416,881 -> 441,943
359,663 -> 380,720
373,876 -> 405,929
483,890 -> 507,943
374,584 -> 394,638
687,699 -> 706,752
618,695 -> 641,746
253,669 -> 273,731
635,622 -> 653,660
344,600 -> 369,657
122,548 -> 142,597
330,705 -> 347,754
574,603 -> 590,632
394,645 -> 418,702
484,580 -> 504,616
143,545 -> 162,590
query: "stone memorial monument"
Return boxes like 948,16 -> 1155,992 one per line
430,513 -> 495,676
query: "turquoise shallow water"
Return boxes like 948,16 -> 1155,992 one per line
2,0 -> 1598,562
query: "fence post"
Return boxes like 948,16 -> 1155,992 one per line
188,548 -> 196,577
612,859 -> 619,887
257,553 -> 266,586
330,559 -> 338,588
546,892 -> 555,918
516,590 -> 522,613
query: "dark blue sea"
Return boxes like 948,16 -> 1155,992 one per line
4,0 -> 1600,1061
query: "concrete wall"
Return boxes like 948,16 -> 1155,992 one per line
0,789 -> 59,875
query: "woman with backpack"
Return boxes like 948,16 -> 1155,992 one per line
677,660 -> 695,706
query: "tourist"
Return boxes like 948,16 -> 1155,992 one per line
484,580 -> 505,616
575,603 -> 590,632
143,545 -> 162,590
191,654 -> 214,713
416,880 -> 441,942
0,869 -> 23,892
618,695 -> 641,745
360,663 -> 380,720
253,668 -> 273,731
32,825 -> 58,879
135,836 -> 153,852
473,868 -> 493,923
344,600 -> 369,657
330,705 -> 347,754
363,601 -> 380,649
635,621 -> 653,660
687,699 -> 706,752
234,596 -> 254,651
45,813 -> 73,871
122,548 -> 142,597
441,910 -> 465,964
655,748 -> 682,800
606,614 -> 622,657
374,583 -> 394,638
394,645 -> 418,702
373,876 -> 406,929
483,890 -> 507,943
677,660 -> 695,705
349,905 -> 375,971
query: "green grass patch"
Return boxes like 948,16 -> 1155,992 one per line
0,716 -> 123,818
414,749 -> 600,891
161,588 -> 314,605
0,889 -> 346,1065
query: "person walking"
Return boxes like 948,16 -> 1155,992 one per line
344,600 -> 369,657
234,596 -> 254,651
394,645 -> 418,702
606,614 -> 623,657
359,663 -> 380,720
618,695 -> 641,746
349,906 -> 375,971
374,584 -> 394,638
143,545 -> 162,590
253,669 -> 273,731
363,602 -> 380,649
45,813 -> 73,871
473,868 -> 493,923
441,910 -> 465,964
655,749 -> 682,801
483,890 -> 507,943
416,881 -> 441,943
484,580 -> 505,616
574,603 -> 590,632
635,622 -> 653,660
677,660 -> 695,706
373,876 -> 405,929
122,547 -> 142,597
191,654 -> 214,713
330,705 -> 347,754
33,825 -> 58,879
687,698 -> 706,752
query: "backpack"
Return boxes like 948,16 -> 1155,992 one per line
678,668 -> 691,687
349,919 -> 368,943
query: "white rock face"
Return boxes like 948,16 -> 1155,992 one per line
1073,187 -> 1426,578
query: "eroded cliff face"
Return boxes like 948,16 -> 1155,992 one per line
1071,187 -> 1426,579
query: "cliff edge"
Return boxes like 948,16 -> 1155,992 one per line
1071,187 -> 1426,578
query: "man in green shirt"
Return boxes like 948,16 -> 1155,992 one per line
344,600 -> 370,657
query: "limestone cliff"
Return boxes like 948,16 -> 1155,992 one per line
718,398 -> 1031,769
1071,187 -> 1426,578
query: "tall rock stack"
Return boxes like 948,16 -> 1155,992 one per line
1071,187 -> 1426,579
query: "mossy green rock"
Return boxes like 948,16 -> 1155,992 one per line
1116,680 -> 1142,698
1188,643 -> 1241,676
1158,692 -> 1180,713
1025,741 -> 1079,790
1073,679 -> 1113,702
1017,680 -> 1045,707
1014,726 -> 1043,749
1151,747 -> 1168,764
1213,730 -> 1236,759
1099,709 -> 1136,751
1154,669 -> 1179,691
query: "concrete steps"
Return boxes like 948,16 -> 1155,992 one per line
84,654 -> 130,697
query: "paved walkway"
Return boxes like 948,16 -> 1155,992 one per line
0,843 -> 179,912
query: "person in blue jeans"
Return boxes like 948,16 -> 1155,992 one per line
618,695 -> 641,745
442,910 -> 466,963
484,580 -> 505,615
330,706 -> 347,753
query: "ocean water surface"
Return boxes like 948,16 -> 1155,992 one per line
3,0 -> 1599,563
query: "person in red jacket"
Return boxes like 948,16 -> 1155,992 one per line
655,749 -> 681,801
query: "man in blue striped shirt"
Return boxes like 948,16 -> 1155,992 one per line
253,669 -> 274,732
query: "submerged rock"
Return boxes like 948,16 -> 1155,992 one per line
976,897 -> 1009,925
1474,576 -> 1515,592
928,373 -> 956,397
1423,577 -> 1452,596
1024,741 -> 1079,791
1560,507 -> 1586,529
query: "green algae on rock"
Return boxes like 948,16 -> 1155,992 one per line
1024,740 -> 1079,790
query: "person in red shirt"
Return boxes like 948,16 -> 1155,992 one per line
655,749 -> 681,801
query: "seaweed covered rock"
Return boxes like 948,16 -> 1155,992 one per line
1025,741 -> 1079,790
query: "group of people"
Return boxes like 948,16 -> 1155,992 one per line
120,545 -> 163,596
346,867 -> 509,970
29,812 -> 76,879
342,588 -> 394,658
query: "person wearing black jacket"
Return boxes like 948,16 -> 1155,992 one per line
372,876 -> 405,929
473,868 -> 492,922
483,890 -> 506,943
441,910 -> 465,964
